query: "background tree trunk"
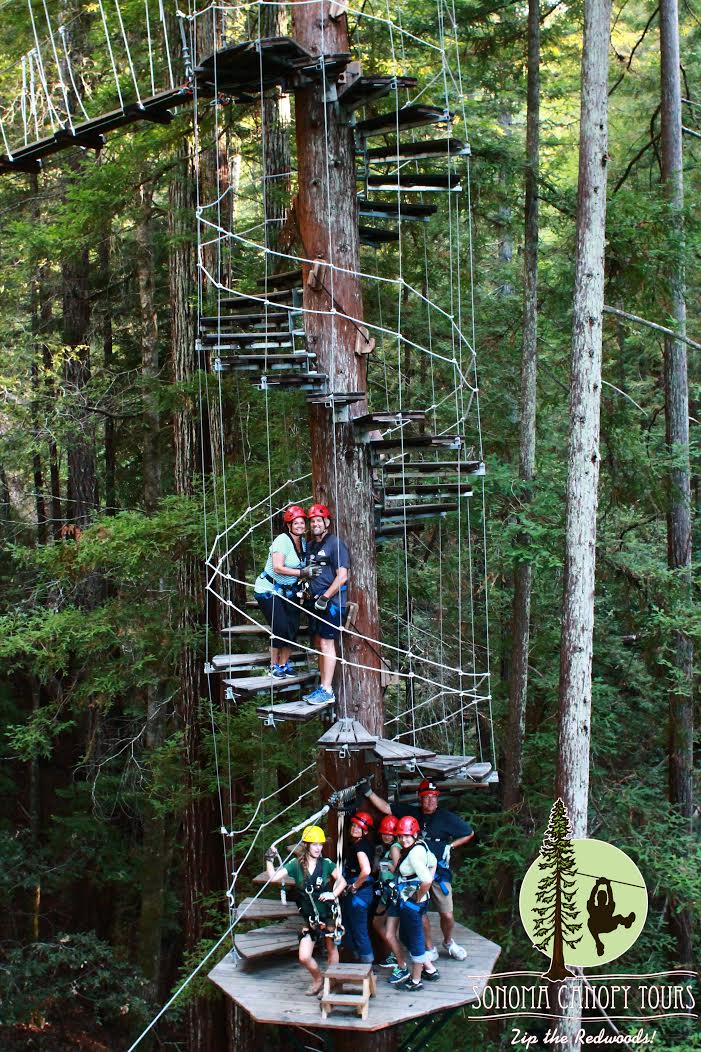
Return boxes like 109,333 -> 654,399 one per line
659,0 -> 694,966
503,0 -> 541,816
557,0 -> 611,1037
63,246 -> 97,526
99,235 -> 117,516
136,184 -> 161,514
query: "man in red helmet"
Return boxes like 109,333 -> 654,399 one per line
302,503 -> 350,706
361,778 -> 474,960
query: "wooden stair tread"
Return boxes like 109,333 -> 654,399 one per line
376,522 -> 426,539
378,460 -> 484,475
224,670 -> 317,695
359,226 -> 400,246
212,650 -> 304,669
256,269 -> 303,288
370,434 -> 462,450
373,737 -> 437,761
357,200 -> 437,221
420,754 -> 476,775
257,698 -> 333,723
251,871 -> 296,886
354,411 -> 427,429
382,482 -> 473,497
236,897 -> 298,921
252,373 -> 329,390
363,173 -> 462,191
325,963 -> 374,981
321,993 -> 368,1006
200,311 -> 288,326
364,136 -> 469,164
318,717 -> 377,748
356,105 -> 452,137
379,502 -> 459,520
338,74 -> 417,110
221,624 -> 268,636
201,329 -> 298,342
196,37 -> 349,97
234,919 -> 300,960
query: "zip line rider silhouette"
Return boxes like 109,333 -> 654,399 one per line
587,877 -> 635,957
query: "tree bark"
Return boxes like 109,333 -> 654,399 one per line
99,236 -> 117,516
556,0 -> 610,1036
292,0 -> 383,731
170,141 -> 228,1052
261,3 -> 291,269
136,184 -> 161,514
502,0 -> 540,815
63,246 -> 98,525
659,0 -> 694,966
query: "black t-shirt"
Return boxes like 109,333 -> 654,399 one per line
308,533 -> 350,598
395,805 -> 473,880
344,836 -> 374,881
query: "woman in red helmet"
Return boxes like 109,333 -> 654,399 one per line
341,811 -> 376,964
253,505 -> 319,678
372,814 -> 407,972
389,815 -> 440,992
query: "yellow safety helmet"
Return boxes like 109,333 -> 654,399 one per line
301,825 -> 326,844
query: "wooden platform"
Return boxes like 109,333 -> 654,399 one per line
224,669 -> 317,697
236,897 -> 298,922
209,914 -> 501,1032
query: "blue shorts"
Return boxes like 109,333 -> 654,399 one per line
305,598 -> 344,641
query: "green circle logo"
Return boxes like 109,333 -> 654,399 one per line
519,801 -> 648,978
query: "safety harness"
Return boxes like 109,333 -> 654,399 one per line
395,838 -> 436,913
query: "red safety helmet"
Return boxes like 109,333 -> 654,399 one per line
350,811 -> 374,833
396,815 -> 421,838
283,504 -> 307,524
418,779 -> 440,797
308,503 -> 331,520
378,815 -> 399,836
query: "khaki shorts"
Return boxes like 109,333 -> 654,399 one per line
429,881 -> 453,914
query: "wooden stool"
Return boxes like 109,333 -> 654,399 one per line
320,962 -> 377,1020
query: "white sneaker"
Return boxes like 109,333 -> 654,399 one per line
443,940 -> 467,961
426,946 -> 439,962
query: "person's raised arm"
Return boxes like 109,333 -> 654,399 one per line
357,778 -> 392,815
265,849 -> 290,884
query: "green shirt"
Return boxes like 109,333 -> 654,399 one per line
286,857 -> 336,923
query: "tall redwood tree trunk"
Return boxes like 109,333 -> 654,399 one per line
659,0 -> 694,966
291,0 -> 383,729
503,0 -> 540,815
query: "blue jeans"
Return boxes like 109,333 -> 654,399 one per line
341,883 -> 375,963
399,898 -> 429,964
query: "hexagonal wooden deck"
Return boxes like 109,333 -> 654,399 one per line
208,914 -> 500,1033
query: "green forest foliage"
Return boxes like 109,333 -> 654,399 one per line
0,0 -> 698,1049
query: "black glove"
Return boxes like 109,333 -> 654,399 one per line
315,595 -> 329,612
264,848 -> 277,862
299,565 -> 322,581
358,777 -> 373,798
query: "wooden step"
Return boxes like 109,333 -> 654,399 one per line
358,226 -> 400,246
363,172 -> 462,192
356,105 -> 452,137
325,963 -> 376,984
221,624 -> 268,637
218,353 -> 315,367
211,650 -> 305,671
318,717 -> 378,750
379,460 -> 484,476
376,522 -> 426,540
370,434 -> 463,452
199,310 -> 289,328
420,754 -> 476,776
357,199 -> 437,222
234,918 -> 300,961
364,136 -> 469,165
253,372 -> 328,391
224,669 -> 317,697
373,738 -> 437,764
251,870 -> 296,886
382,482 -> 473,499
257,697 -> 334,723
201,329 -> 301,345
338,74 -> 417,111
379,502 -> 459,522
306,390 -> 366,409
219,287 -> 296,309
256,269 -> 303,289
354,410 -> 427,430
236,897 -> 298,922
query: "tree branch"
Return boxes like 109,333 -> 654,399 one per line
603,304 -> 701,352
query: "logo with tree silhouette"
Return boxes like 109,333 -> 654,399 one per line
519,799 -> 648,978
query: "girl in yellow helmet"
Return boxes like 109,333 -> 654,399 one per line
265,826 -> 346,995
